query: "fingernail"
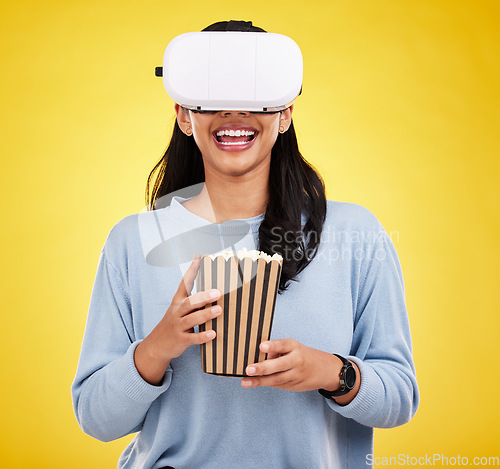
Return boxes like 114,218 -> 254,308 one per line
261,342 -> 269,352
246,366 -> 256,375
242,379 -> 253,387
211,306 -> 221,315
206,331 -> 216,339
209,289 -> 221,298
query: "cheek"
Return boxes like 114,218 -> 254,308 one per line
190,116 -> 212,138
192,126 -> 213,149
264,116 -> 280,132
257,118 -> 280,143
261,128 -> 279,149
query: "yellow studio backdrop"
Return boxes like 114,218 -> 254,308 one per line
1,0 -> 498,467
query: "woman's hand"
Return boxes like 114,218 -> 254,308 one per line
134,254 -> 222,385
241,339 -> 360,404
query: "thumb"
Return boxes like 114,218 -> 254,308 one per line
174,253 -> 202,301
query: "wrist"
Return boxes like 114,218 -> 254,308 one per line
134,337 -> 171,386
321,353 -> 343,392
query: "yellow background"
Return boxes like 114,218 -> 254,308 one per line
1,0 -> 499,467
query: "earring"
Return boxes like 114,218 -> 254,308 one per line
279,125 -> 285,134
186,127 -> 193,136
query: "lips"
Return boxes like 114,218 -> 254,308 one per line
212,124 -> 259,152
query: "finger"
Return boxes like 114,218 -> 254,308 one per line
242,370 -> 295,389
180,305 -> 222,330
186,329 -> 216,345
178,289 -> 221,317
173,254 -> 202,302
246,354 -> 291,377
259,338 -> 297,356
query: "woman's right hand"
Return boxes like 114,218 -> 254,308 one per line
134,254 -> 222,385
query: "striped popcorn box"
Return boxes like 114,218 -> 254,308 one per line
196,248 -> 283,377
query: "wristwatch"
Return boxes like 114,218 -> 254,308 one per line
318,354 -> 357,399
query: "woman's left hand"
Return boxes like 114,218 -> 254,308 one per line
241,338 -> 343,392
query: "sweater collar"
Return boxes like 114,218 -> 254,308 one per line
166,196 -> 265,236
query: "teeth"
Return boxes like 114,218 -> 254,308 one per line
216,129 -> 255,137
219,141 -> 251,146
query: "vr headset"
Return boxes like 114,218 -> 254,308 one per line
155,31 -> 303,112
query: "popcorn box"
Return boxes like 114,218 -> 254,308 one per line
196,248 -> 283,376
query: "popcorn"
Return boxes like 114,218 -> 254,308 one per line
207,247 -> 283,264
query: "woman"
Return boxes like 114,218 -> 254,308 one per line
72,21 -> 419,469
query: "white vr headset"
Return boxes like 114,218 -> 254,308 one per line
155,31 -> 303,112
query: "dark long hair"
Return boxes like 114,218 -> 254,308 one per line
146,21 -> 327,294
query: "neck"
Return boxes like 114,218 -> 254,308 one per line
184,175 -> 269,224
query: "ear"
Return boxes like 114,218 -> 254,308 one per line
279,104 -> 294,132
175,104 -> 192,135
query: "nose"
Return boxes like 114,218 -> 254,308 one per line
219,110 -> 251,117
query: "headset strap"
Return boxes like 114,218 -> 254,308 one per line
226,20 -> 253,31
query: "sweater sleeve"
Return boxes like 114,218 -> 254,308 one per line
71,249 -> 173,442
325,229 -> 419,428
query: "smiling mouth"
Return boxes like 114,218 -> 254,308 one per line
213,129 -> 258,146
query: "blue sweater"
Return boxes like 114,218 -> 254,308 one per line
72,196 -> 419,469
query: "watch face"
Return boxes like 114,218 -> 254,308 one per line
345,366 -> 356,389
